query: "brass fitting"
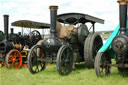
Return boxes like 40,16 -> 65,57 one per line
118,0 -> 128,4
49,6 -> 58,10
14,44 -> 22,50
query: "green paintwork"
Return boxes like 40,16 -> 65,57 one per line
98,16 -> 128,58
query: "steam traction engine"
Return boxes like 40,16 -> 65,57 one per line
0,15 -> 50,68
94,0 -> 128,77
27,6 -> 104,75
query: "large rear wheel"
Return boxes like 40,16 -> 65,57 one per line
56,45 -> 73,75
27,45 -> 46,74
29,30 -> 41,46
84,34 -> 103,68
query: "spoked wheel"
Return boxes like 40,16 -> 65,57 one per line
56,45 -> 73,75
84,34 -> 103,68
94,52 -> 111,77
27,45 -> 46,74
29,30 -> 41,46
5,49 -> 22,69
0,54 -> 5,67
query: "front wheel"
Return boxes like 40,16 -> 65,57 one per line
94,52 -> 111,77
27,45 -> 46,74
5,49 -> 22,69
56,45 -> 73,75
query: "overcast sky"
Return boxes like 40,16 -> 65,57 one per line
0,0 -> 119,33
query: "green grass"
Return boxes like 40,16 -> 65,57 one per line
100,33 -> 111,39
0,63 -> 128,85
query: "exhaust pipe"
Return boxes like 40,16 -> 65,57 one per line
4,15 -> 9,40
118,0 -> 127,34
49,6 -> 58,37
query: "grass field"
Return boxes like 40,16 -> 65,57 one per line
100,33 -> 111,39
0,63 -> 128,85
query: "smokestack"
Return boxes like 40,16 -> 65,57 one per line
49,6 -> 58,37
11,28 -> 14,34
4,15 -> 9,40
118,0 -> 127,34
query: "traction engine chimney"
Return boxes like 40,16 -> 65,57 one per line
118,0 -> 127,34
49,6 -> 58,37
4,15 -> 9,41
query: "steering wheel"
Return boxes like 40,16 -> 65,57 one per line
29,30 -> 41,46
